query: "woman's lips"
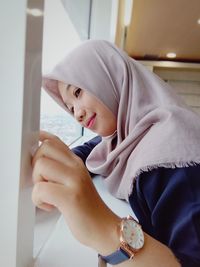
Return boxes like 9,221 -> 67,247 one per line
86,114 -> 96,128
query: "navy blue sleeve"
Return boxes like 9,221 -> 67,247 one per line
129,166 -> 200,267
71,135 -> 102,164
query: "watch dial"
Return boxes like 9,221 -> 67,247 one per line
122,220 -> 144,250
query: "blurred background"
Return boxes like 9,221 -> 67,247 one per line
41,0 -> 200,146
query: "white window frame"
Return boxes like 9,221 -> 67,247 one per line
0,0 -> 44,266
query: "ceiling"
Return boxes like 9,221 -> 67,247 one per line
124,0 -> 200,63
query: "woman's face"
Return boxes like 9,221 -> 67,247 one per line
58,81 -> 117,137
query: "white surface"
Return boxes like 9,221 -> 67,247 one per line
34,209 -> 60,258
61,0 -> 91,40
93,176 -> 135,218
34,175 -> 134,267
42,0 -> 81,73
90,0 -> 118,42
0,0 -> 43,266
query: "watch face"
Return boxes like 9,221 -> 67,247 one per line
122,219 -> 144,250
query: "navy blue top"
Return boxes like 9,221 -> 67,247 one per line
129,167 -> 200,267
72,137 -> 200,266
72,136 -> 102,165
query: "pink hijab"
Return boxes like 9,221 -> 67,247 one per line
43,40 -> 200,200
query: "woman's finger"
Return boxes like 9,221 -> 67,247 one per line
32,156 -> 88,190
40,130 -> 60,141
36,202 -> 55,212
32,157 -> 71,185
32,136 -> 75,168
32,181 -> 68,211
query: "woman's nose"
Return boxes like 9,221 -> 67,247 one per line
74,107 -> 86,122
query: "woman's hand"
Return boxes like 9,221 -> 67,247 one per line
32,131 -> 121,255
32,132 -> 181,267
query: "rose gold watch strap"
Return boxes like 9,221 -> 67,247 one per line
98,255 -> 107,267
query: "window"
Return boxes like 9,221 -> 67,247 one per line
41,0 -> 83,145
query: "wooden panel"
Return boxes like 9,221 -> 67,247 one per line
168,81 -> 200,94
167,80 -> 200,114
154,68 -> 200,82
124,0 -> 200,62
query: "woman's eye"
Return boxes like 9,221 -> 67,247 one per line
74,88 -> 81,98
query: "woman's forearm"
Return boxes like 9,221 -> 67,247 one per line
32,132 -> 181,267
108,233 -> 180,267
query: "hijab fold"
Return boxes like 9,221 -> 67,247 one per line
43,40 -> 200,200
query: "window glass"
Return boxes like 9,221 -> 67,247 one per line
41,0 -> 82,145
40,90 -> 82,145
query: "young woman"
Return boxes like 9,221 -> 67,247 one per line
32,40 -> 200,267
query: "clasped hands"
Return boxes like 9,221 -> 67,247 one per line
32,131 -> 121,255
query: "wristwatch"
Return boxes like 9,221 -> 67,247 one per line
99,215 -> 144,266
